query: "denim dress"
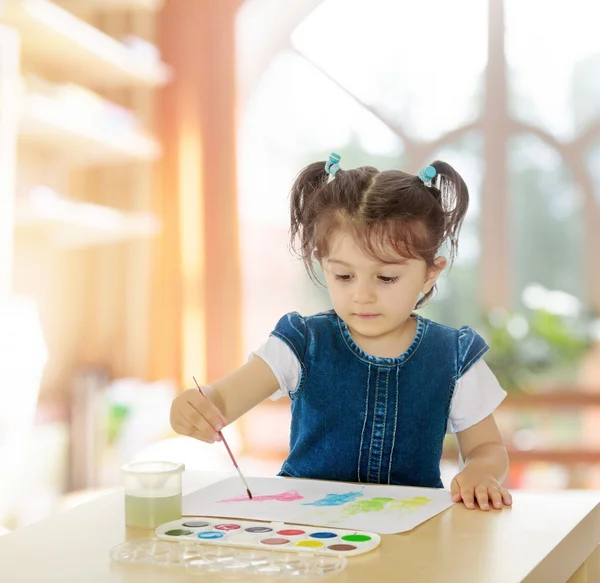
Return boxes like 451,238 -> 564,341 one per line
270,310 -> 489,489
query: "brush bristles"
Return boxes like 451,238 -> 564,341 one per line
247,488 -> 253,500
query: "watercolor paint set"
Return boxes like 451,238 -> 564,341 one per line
155,516 -> 381,557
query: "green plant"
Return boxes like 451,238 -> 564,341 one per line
482,308 -> 590,393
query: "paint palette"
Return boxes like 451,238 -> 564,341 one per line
155,517 -> 381,557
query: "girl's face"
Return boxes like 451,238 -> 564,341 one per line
321,230 -> 446,343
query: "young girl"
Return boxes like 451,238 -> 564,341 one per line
170,154 -> 512,512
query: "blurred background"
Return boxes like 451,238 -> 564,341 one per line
0,0 -> 599,534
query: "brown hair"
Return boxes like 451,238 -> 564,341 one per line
289,159 -> 469,308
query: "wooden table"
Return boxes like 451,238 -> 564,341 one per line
0,471 -> 599,583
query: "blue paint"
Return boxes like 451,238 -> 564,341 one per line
303,492 -> 364,507
197,531 -> 224,540
310,532 -> 337,539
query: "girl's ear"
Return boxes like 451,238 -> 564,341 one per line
422,256 -> 447,293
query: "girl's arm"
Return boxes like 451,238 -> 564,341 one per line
451,414 -> 512,510
170,355 -> 280,443
205,356 -> 281,421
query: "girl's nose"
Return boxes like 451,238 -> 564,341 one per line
352,283 -> 376,304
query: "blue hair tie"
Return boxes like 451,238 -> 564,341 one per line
325,152 -> 341,180
417,165 -> 436,186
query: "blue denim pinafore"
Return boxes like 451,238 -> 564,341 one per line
271,310 -> 488,488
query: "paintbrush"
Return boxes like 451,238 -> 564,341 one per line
193,376 -> 253,500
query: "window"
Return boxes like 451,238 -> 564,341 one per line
237,0 -> 600,354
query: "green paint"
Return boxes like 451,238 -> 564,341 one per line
337,495 -> 432,518
341,534 -> 371,542
340,497 -> 393,517
385,496 -> 432,513
165,529 -> 193,536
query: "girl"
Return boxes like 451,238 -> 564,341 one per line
170,154 -> 512,511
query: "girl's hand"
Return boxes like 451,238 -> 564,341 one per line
169,388 -> 228,444
450,464 -> 513,510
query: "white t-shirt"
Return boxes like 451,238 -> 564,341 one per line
252,335 -> 506,434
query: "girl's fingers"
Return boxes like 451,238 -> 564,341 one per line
461,488 -> 476,509
178,409 -> 220,443
188,428 -> 220,444
170,410 -> 195,435
475,485 -> 490,510
183,400 -> 217,433
451,480 -> 512,511
169,413 -> 187,436
489,486 -> 504,509
450,478 -> 462,502
187,390 -> 228,431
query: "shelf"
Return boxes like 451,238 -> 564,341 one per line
500,391 -> 600,408
504,450 -> 600,464
15,188 -> 160,247
73,0 -> 164,11
19,91 -> 161,166
443,448 -> 600,465
1,0 -> 171,87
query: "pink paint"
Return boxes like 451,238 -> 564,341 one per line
218,490 -> 303,503
214,523 -> 241,531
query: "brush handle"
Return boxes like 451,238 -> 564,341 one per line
193,376 -> 252,498
194,382 -> 227,448
218,432 -> 238,468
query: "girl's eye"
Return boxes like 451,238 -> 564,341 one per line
379,276 -> 399,284
335,274 -> 352,281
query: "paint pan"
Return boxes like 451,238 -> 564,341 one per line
155,516 -> 381,557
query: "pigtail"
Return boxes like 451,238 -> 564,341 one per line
426,160 -> 469,265
289,161 -> 329,271
284,153 -> 471,310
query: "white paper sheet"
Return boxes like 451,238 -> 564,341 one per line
182,476 -> 453,534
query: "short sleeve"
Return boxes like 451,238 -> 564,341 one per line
457,325 -> 489,377
447,359 -> 507,434
270,312 -> 307,363
251,336 -> 302,401
267,312 -> 308,397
